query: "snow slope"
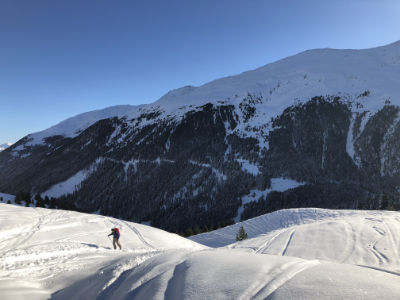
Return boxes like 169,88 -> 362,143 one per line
0,204 -> 205,299
2,204 -> 400,299
191,208 -> 400,272
25,105 -> 137,146
53,249 -> 400,300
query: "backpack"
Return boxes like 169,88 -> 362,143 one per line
115,228 -> 120,236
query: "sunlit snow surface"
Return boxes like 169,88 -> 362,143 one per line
1,204 -> 400,299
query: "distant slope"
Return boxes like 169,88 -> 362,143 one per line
191,208 -> 400,272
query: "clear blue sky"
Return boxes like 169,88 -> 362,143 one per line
1,0 -> 399,143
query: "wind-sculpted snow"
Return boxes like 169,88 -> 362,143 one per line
2,205 -> 400,299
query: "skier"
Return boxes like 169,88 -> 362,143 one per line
108,227 -> 122,250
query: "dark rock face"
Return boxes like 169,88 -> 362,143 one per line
1,96 -> 400,232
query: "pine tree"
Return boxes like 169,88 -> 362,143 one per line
193,224 -> 201,235
49,198 -> 57,209
35,193 -> 44,207
15,192 -> 22,204
236,225 -> 248,241
381,193 -> 389,210
185,227 -> 194,237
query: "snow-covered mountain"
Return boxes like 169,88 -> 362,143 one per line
1,204 -> 400,299
12,40 -> 400,148
1,41 -> 400,232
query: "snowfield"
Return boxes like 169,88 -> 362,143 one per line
0,204 -> 204,299
1,204 -> 400,299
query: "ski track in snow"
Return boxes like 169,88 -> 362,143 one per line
281,230 -> 295,256
239,260 -> 320,299
121,220 -> 155,250
255,230 -> 285,254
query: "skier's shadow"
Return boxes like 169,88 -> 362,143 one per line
81,243 -> 99,249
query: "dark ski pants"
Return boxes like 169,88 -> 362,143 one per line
113,237 -> 122,250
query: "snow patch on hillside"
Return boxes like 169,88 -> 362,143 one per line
0,193 -> 15,203
346,114 -> 357,164
189,160 -> 226,181
41,158 -> 104,198
237,159 -> 260,175
235,178 -> 305,222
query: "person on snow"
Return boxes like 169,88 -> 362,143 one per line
108,227 -> 122,250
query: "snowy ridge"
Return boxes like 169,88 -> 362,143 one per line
152,40 -> 400,122
2,205 -> 400,299
25,105 -> 137,146
237,159 -> 260,175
